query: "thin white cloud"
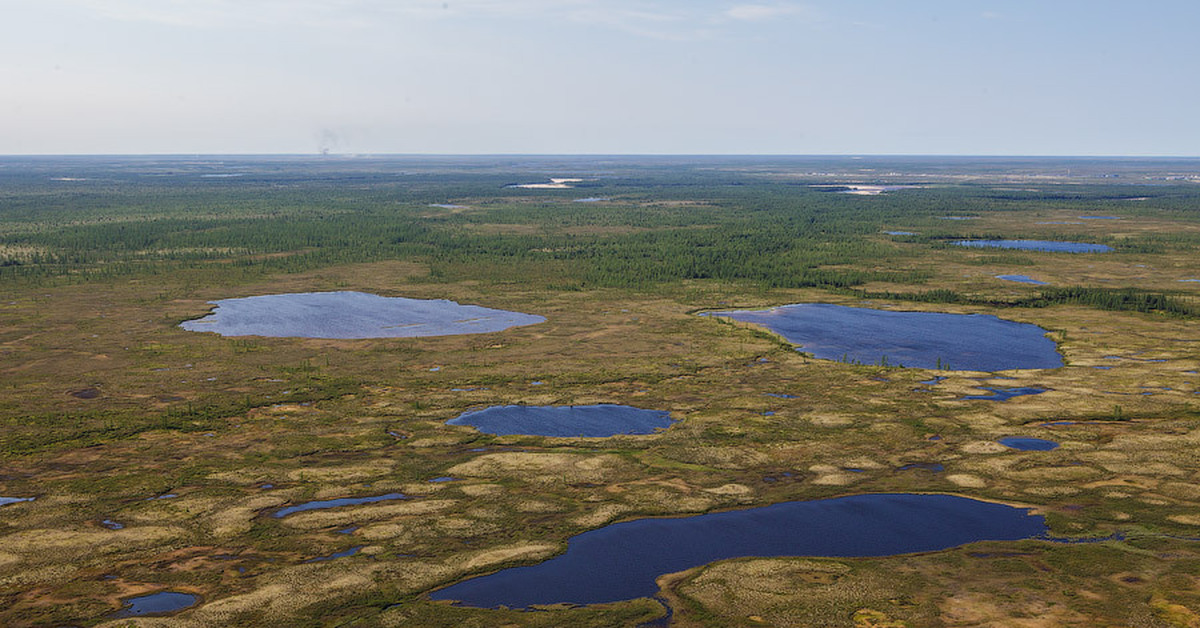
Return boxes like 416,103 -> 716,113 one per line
725,3 -> 810,22
56,0 -> 809,39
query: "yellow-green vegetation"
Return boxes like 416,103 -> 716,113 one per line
2,156 -> 1200,626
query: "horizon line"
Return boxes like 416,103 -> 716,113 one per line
2,152 -> 1200,159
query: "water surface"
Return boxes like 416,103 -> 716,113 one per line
430,493 -> 1045,608
960,387 -> 1047,401
112,592 -> 199,617
181,291 -> 545,339
998,437 -> 1060,451
953,240 -> 1112,253
0,497 -> 34,507
995,275 -> 1048,285
702,304 -> 1062,371
274,493 -> 407,518
447,405 -> 673,437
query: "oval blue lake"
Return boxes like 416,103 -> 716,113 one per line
447,405 -> 674,437
953,240 -> 1112,253
273,493 -> 407,518
998,437 -> 1060,451
112,591 -> 199,617
960,387 -> 1047,401
702,304 -> 1063,371
181,291 -> 545,339
430,494 -> 1045,608
995,275 -> 1048,285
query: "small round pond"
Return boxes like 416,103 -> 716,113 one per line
180,291 -> 545,339
702,304 -> 1063,371
430,493 -> 1046,608
447,405 -> 673,437
953,240 -> 1112,253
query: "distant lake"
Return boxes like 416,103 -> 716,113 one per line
702,304 -> 1063,371
180,291 -> 545,339
996,274 -> 1048,285
447,405 -> 673,437
430,493 -> 1046,608
953,240 -> 1112,253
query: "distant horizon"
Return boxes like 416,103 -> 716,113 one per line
3,152 -> 1199,159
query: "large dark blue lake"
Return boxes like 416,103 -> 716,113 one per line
702,304 -> 1062,371
447,405 -> 673,437
953,240 -> 1112,253
180,291 -> 545,339
430,493 -> 1045,608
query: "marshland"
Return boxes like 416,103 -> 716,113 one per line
2,155 -> 1200,626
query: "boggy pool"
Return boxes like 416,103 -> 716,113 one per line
702,304 -> 1062,371
112,591 -> 199,617
430,493 -> 1046,608
447,404 -> 673,437
180,291 -> 545,339
953,240 -> 1112,253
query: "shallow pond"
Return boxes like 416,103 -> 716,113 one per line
702,304 -> 1062,371
112,591 -> 199,617
897,463 -> 944,472
960,387 -> 1047,401
181,291 -> 545,339
447,404 -> 673,437
886,231 -> 917,235
998,437 -> 1060,451
952,240 -> 1112,253
430,493 -> 1046,608
273,493 -> 407,518
0,497 -> 34,507
995,274 -> 1048,285
304,546 -> 364,563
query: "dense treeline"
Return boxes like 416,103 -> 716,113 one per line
852,286 -> 1200,318
2,156 -> 1198,297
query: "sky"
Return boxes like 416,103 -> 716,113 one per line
2,0 -> 1198,155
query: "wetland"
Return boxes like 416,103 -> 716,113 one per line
2,155 -> 1200,627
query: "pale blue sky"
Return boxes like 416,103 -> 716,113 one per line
2,0 -> 1197,155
